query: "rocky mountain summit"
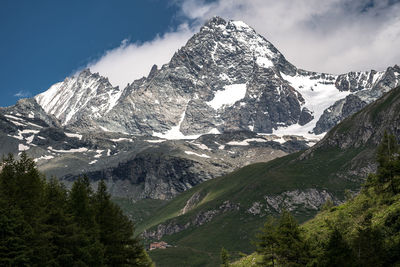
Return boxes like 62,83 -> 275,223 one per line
35,69 -> 122,126
36,17 -> 400,139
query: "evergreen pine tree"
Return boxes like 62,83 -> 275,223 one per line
275,210 -> 309,266
68,176 -> 104,266
376,132 -> 400,194
0,153 -> 45,222
37,178 -> 76,265
321,227 -> 354,267
0,198 -> 33,266
352,213 -> 385,266
383,208 -> 400,265
257,211 -> 309,266
256,217 -> 278,266
93,180 -> 152,266
69,176 -> 96,228
0,153 -> 45,265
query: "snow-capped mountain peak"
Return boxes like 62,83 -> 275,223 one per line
183,17 -> 291,74
34,17 -> 400,141
35,68 -> 124,125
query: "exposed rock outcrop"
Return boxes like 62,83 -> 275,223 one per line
142,200 -> 240,240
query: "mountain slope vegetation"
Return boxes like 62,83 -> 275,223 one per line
140,146 -> 363,266
233,132 -> 400,266
131,86 -> 400,266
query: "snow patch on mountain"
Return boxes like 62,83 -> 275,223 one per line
4,114 -> 24,121
279,72 -> 351,137
34,155 -> 55,162
35,81 -> 65,113
227,138 -> 268,146
153,110 -> 199,140
256,57 -> 273,68
230,20 -> 279,60
48,146 -> 88,153
18,144 -> 29,151
191,143 -> 212,151
93,150 -> 104,158
185,151 -> 211,158
372,71 -> 385,84
65,132 -> 83,140
207,83 -> 247,110
145,139 -> 166,143
26,135 -> 34,144
110,137 -> 132,142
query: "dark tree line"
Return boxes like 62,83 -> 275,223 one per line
255,211 -> 310,267
0,153 -> 153,266
255,133 -> 400,266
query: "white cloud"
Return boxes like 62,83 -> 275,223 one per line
14,90 -> 31,98
87,0 -> 400,89
179,0 -> 400,74
88,24 -> 196,89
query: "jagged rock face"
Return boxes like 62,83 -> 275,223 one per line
54,131 -> 305,200
263,189 -> 337,213
313,65 -> 400,134
220,66 -> 303,133
1,98 -> 60,128
180,191 -> 205,215
142,200 -> 240,240
71,151 -> 217,200
0,100 -> 92,158
314,95 -> 368,134
35,69 -> 123,126
246,189 -> 338,216
98,17 -> 300,136
309,86 -> 400,152
335,71 -> 378,92
35,17 -> 400,139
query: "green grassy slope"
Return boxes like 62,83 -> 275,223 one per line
131,86 -> 400,266
138,147 -> 368,266
112,198 -> 168,229
138,146 -> 367,229
302,186 -> 400,242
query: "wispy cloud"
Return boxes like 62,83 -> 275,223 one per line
14,90 -> 31,98
88,24 -> 196,89
178,0 -> 400,74
87,0 -> 400,89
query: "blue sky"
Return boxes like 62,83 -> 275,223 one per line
1,0 -> 400,107
0,0 -> 183,107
